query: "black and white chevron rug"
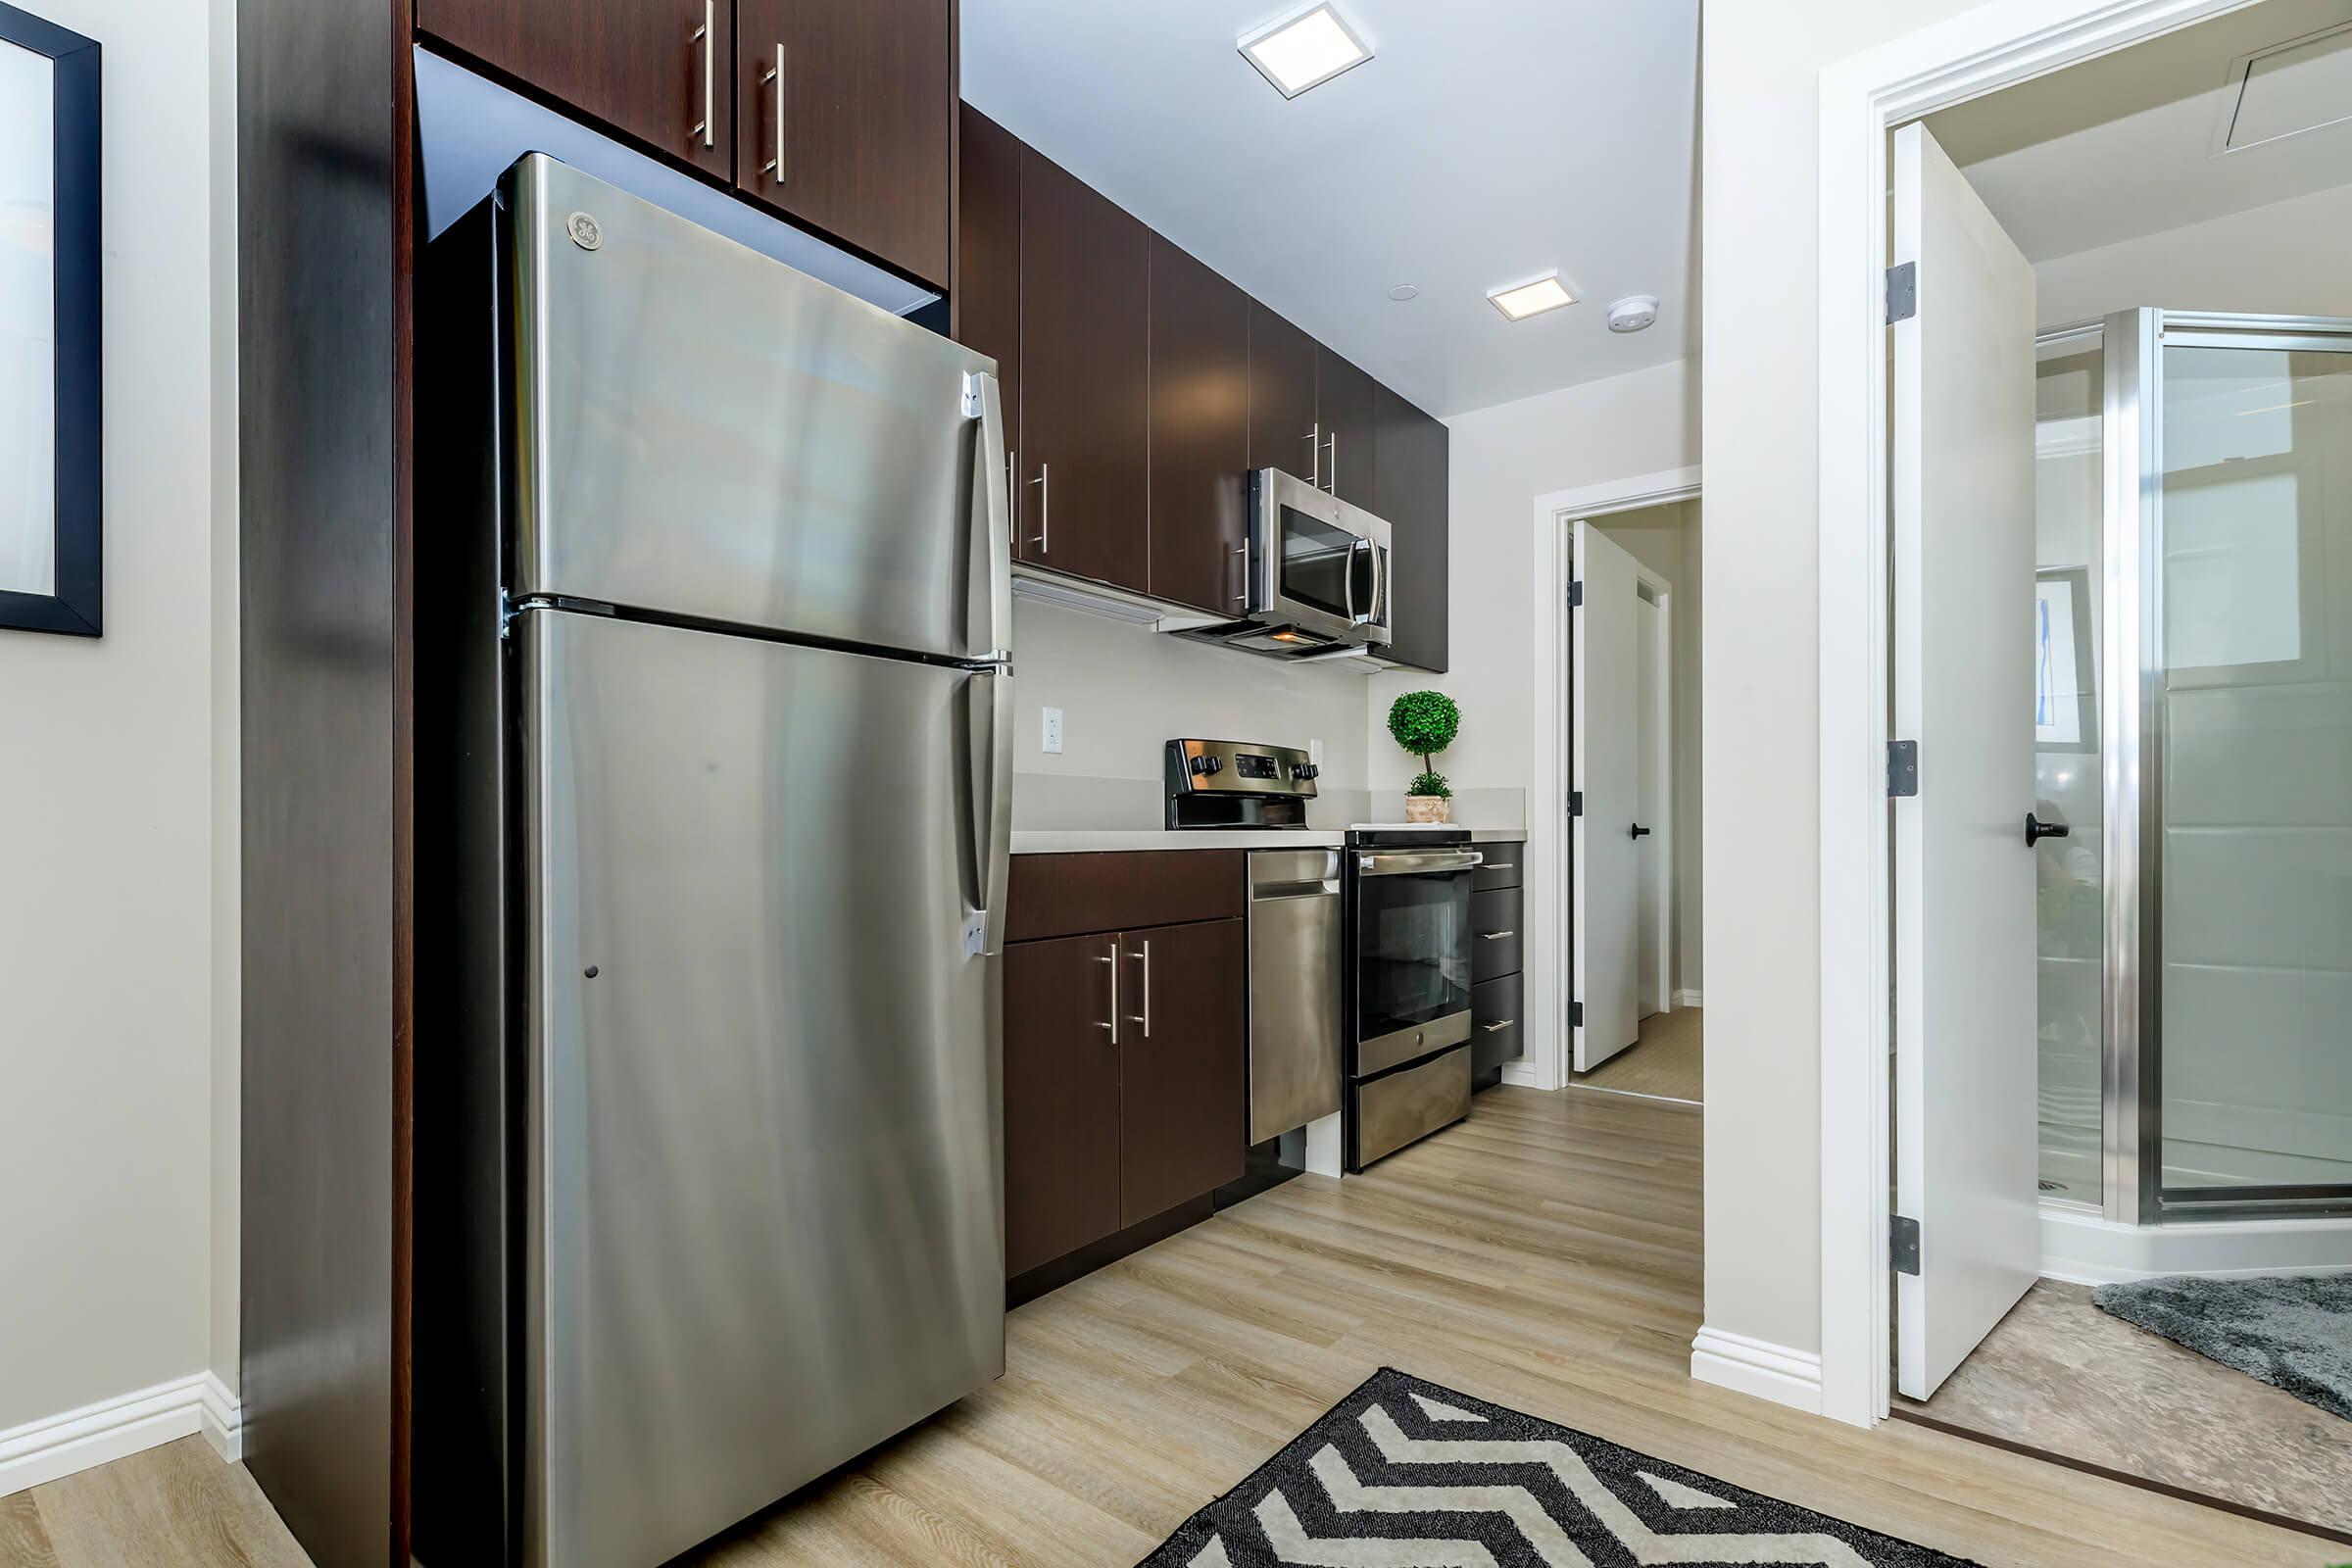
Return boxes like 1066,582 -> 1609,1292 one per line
1139,1368 -> 1981,1567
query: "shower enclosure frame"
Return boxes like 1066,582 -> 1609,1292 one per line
2082,307 -> 2352,1227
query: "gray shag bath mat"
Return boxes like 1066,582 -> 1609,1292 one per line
1139,1367 -> 1982,1566
2092,1273 -> 2352,1422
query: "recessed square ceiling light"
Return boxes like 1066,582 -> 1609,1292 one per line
1240,4 -> 1372,100
1487,273 -> 1577,322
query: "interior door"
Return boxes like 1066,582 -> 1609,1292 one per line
1891,122 -> 2040,1401
1572,521 -> 1642,1070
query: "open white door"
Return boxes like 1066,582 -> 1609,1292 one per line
1572,521 -> 1642,1071
1891,122 -> 2040,1400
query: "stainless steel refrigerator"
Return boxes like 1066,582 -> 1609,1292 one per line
414,154 -> 1011,1568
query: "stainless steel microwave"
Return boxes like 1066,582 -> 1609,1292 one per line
1163,467 -> 1394,661
1250,467 -> 1391,649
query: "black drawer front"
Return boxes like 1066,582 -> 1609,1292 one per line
1472,841 -> 1524,893
1471,885 -> 1522,985
1471,972 -> 1522,1072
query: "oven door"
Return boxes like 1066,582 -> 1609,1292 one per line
1251,468 -> 1382,643
1351,849 -> 1478,1075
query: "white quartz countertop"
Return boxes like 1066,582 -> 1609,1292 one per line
1009,827 -> 1526,855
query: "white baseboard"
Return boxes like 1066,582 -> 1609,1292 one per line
0,1371 -> 242,1499
199,1372 -> 242,1462
1672,988 -> 1703,1007
2039,1206 -> 2352,1287
1690,1326 -> 1823,1415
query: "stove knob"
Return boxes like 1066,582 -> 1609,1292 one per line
1295,763 -> 1320,781
1189,754 -> 1222,776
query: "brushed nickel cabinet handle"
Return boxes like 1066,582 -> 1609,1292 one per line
1129,940 -> 1152,1038
1232,544 -> 1249,605
1006,450 -> 1019,547
691,1 -> 714,148
1327,430 -> 1338,493
761,44 -> 784,179
1481,862 -> 1516,872
1478,930 -> 1516,941
1304,422 -> 1320,488
1482,1019 -> 1516,1032
1030,463 -> 1050,553
1098,943 -> 1118,1044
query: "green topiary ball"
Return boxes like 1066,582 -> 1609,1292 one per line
1387,690 -> 1460,761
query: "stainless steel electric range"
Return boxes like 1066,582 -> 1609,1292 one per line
1343,825 -> 1481,1170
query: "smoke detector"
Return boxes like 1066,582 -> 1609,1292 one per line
1606,296 -> 1659,334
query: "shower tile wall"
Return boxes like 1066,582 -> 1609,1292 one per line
2156,346 -> 2352,1193
2034,341 -> 2104,1204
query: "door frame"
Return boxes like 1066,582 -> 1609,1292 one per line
1635,569 -> 1676,1023
1813,0 -> 2258,1430
1525,466 -> 1700,1094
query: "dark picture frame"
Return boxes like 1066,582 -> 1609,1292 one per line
0,2 -> 100,637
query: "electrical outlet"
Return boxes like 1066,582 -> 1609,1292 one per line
1309,737 -> 1323,766
1041,707 -> 1063,755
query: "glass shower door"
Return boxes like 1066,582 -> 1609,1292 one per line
2152,322 -> 2352,1211
2034,328 -> 2106,1208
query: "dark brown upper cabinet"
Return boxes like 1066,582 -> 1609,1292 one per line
1115,919 -> 1247,1227
1315,346 -> 1378,509
419,0 -> 736,184
1017,144 -> 1151,592
1248,302 -> 1320,488
733,0 -> 952,287
1148,234 -> 1251,616
1373,384 -> 1450,672
1003,932 -> 1124,1278
956,104 -> 1021,525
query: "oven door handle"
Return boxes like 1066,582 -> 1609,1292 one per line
1356,850 -> 1484,877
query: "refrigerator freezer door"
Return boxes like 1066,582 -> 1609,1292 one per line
517,609 -> 1005,1568
507,153 -> 1009,661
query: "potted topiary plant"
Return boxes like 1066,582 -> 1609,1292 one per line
1387,689 -> 1461,824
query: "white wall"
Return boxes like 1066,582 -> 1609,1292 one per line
1598,500 -> 1704,996
1364,358 -> 1701,798
2034,180 -> 2352,325
1010,597 -> 1373,812
0,0 -> 236,1443
1697,0 -> 1986,1365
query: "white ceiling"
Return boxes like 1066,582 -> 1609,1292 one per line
960,1 -> 1699,419
1927,0 -> 2352,263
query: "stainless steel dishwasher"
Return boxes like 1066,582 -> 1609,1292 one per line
1247,848 -> 1344,1142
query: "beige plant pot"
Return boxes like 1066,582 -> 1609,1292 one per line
1403,795 -> 1452,824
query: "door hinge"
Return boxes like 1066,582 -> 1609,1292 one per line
1566,580 -> 1584,609
1567,791 -> 1583,817
1886,262 -> 1917,324
1571,1001 -> 1584,1028
1891,1214 -> 1922,1276
1886,740 -> 1919,798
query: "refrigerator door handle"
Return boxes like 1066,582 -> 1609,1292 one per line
964,665 -> 1013,956
965,371 -> 1012,661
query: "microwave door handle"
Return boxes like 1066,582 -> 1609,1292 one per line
1365,536 -> 1387,628
1343,534 -> 1357,625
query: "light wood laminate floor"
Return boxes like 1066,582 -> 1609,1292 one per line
1570,1004 -> 1702,1103
6,1089 -> 2339,1567
1896,1278 -> 2352,1540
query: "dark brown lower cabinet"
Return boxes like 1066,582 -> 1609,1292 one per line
1003,857 -> 1248,1294
1003,932 -> 1123,1278
1116,919 -> 1247,1225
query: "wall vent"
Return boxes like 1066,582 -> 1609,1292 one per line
2213,21 -> 2352,155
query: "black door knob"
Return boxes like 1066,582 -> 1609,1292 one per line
1630,823 -> 1652,840
2025,812 -> 2071,847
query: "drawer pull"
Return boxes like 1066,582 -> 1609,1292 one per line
1481,861 -> 1515,872
1482,1018 -> 1516,1032
1478,930 -> 1516,941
